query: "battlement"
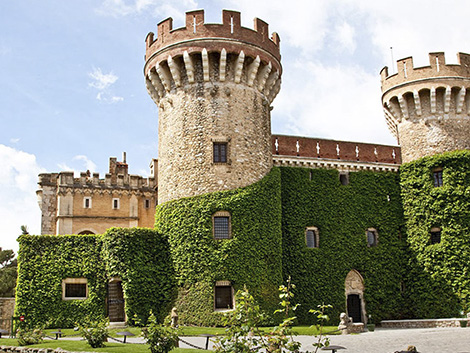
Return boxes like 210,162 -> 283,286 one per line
38,157 -> 157,192
145,9 -> 280,64
272,135 -> 401,165
381,52 -> 470,93
144,10 -> 282,105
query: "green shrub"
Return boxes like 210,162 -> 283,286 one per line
142,312 -> 179,353
16,328 -> 44,346
77,318 -> 109,348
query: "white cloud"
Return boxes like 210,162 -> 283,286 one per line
73,155 -> 97,172
88,68 -> 118,90
9,138 -> 20,144
334,21 -> 356,53
88,67 -> 124,103
0,145 -> 44,251
272,61 -> 396,145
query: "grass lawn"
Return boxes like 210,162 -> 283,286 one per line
43,325 -> 339,337
0,338 -> 209,353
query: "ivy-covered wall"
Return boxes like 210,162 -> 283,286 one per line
279,167 -> 407,324
155,168 -> 284,326
101,228 -> 175,325
16,234 -> 106,328
16,228 -> 174,328
400,150 -> 470,317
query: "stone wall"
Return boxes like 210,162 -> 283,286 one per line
145,10 -> 282,204
381,52 -> 470,163
381,318 -> 468,328
37,158 -> 157,235
0,298 -> 15,330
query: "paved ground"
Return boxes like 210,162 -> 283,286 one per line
176,327 -> 470,353
37,327 -> 470,352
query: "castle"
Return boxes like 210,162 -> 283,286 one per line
18,10 -> 470,328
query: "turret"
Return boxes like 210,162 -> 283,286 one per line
144,9 -> 282,204
381,52 -> 470,163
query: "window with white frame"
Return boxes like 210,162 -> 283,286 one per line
62,278 -> 88,300
112,198 -> 120,209
83,197 -> 92,209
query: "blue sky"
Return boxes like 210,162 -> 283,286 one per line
1,0 -> 469,251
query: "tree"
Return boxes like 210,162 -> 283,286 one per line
0,248 -> 17,297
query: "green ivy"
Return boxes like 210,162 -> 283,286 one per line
279,167 -> 407,323
400,150 -> 470,316
155,168 -> 284,326
16,228 -> 174,327
16,234 -> 106,328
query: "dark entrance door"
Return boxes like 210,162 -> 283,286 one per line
347,294 -> 362,323
107,280 -> 125,322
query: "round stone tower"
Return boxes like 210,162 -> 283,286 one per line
144,10 -> 282,204
381,52 -> 470,163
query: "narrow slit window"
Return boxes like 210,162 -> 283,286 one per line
433,170 -> 443,187
112,198 -> 120,209
83,197 -> 91,209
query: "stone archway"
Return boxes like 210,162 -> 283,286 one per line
345,269 -> 367,324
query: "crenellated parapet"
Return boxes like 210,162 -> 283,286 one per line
144,9 -> 282,106
145,10 -> 281,204
272,135 -> 401,172
381,52 -> 470,162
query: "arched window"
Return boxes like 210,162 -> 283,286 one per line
305,226 -> 319,248
78,230 -> 95,235
366,228 -> 378,247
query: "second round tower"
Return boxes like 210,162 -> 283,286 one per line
381,52 -> 470,163
144,10 -> 282,204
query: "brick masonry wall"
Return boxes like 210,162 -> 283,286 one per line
272,135 -> 401,164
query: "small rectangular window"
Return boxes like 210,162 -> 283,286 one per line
83,197 -> 91,209
213,142 -> 228,163
215,285 -> 233,310
66,283 -> 87,298
62,278 -> 88,300
145,199 -> 150,209
433,170 -> 443,187
214,216 -> 230,239
112,198 -> 120,209
339,172 -> 349,185
430,228 -> 441,244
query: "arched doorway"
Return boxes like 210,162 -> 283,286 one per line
345,270 -> 367,324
